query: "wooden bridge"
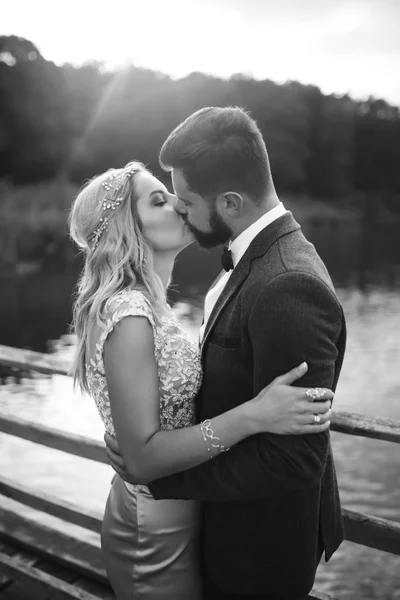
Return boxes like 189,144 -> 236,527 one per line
0,344 -> 399,600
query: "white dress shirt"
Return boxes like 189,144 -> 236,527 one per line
199,202 -> 287,343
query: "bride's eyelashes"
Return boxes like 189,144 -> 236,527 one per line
153,193 -> 168,207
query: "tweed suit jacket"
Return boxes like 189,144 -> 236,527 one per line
149,211 -> 346,598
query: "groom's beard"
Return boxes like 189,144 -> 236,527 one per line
184,207 -> 231,249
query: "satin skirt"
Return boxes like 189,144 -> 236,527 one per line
101,475 -> 203,600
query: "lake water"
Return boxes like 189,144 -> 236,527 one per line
1,224 -> 400,599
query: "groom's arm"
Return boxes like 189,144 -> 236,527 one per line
148,272 -> 343,502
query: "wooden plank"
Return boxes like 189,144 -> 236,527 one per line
0,541 -> 14,590
0,506 -> 108,584
343,507 -> 400,555
1,410 -> 399,465
0,572 -> 12,590
0,414 -> 108,464
72,576 -> 115,600
309,592 -> 340,600
0,344 -> 70,376
331,411 -> 400,444
0,552 -> 104,600
0,541 -> 39,590
35,557 -> 80,583
0,541 -> 19,555
0,532 -> 104,591
29,559 -> 114,599
0,476 -> 102,534
37,560 -> 114,600
0,581 -> 44,600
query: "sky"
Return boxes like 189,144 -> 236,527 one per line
2,0 -> 400,105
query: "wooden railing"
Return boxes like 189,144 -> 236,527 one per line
1,344 -> 400,600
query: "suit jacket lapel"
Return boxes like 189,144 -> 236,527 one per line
200,211 -> 300,356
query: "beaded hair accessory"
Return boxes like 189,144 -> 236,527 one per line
90,165 -> 138,250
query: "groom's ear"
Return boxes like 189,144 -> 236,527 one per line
216,191 -> 244,217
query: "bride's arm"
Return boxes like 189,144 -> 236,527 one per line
104,315 -> 331,484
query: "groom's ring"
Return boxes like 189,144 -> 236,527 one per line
305,388 -> 326,400
313,414 -> 321,425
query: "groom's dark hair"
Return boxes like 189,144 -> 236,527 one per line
159,106 -> 273,203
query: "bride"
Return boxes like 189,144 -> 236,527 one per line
68,161 -> 333,600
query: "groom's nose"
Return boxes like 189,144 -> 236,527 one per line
173,197 -> 187,215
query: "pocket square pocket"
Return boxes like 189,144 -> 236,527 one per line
209,332 -> 241,349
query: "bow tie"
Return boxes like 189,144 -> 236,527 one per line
221,245 -> 234,272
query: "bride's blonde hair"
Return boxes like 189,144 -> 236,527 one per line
69,161 -> 166,392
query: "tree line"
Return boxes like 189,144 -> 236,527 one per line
1,35 -> 399,210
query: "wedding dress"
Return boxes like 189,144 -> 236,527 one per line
86,289 -> 203,599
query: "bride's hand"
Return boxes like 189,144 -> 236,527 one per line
248,362 -> 333,435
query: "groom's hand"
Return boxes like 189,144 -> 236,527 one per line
104,433 -> 139,485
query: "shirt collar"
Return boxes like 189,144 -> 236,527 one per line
230,203 -> 287,268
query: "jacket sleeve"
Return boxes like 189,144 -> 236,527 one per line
148,272 -> 344,502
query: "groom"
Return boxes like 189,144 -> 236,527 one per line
106,107 -> 346,599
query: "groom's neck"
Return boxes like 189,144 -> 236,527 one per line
229,193 -> 280,242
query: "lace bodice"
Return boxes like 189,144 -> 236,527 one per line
86,289 -> 202,442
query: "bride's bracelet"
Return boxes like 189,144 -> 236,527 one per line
200,419 -> 230,459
